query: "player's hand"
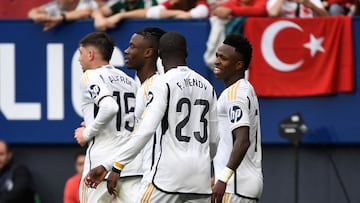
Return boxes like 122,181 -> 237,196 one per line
107,171 -> 120,195
211,180 -> 227,203
85,165 -> 107,188
74,127 -> 87,146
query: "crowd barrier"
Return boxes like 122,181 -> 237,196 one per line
0,18 -> 359,144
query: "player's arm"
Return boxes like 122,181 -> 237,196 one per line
105,82 -> 168,169
212,95 -> 250,203
75,95 -> 118,146
212,126 -> 250,203
83,96 -> 118,140
226,126 -> 250,169
209,88 -> 220,159
86,80 -> 168,189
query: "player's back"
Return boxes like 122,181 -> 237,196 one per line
151,66 -> 218,194
80,65 -> 138,175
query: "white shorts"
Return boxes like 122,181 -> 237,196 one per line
221,192 -> 258,203
136,183 -> 211,203
80,176 -> 142,203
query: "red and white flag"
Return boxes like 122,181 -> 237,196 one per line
244,16 -> 354,97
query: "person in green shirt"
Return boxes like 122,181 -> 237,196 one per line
92,0 -> 158,30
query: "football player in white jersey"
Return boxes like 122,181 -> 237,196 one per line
86,31 -> 219,203
74,32 -> 142,203
211,34 -> 263,203
123,27 -> 166,197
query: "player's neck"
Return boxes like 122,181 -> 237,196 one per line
224,76 -> 243,88
91,61 -> 109,70
137,65 -> 156,84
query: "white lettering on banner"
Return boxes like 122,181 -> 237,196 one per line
0,43 -> 41,120
0,43 -> 124,121
71,47 -> 125,117
47,44 -> 64,120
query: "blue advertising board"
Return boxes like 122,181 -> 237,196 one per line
0,18 -> 359,144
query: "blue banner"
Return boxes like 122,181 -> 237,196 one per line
0,18 -> 359,144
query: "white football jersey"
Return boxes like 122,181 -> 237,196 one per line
80,65 -> 142,177
135,73 -> 162,184
107,66 -> 219,194
213,79 -> 263,198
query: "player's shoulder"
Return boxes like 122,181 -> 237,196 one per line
190,68 -> 215,89
116,69 -> 136,81
82,67 -> 108,82
81,69 -> 97,84
225,79 -> 254,100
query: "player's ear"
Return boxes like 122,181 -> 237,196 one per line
88,49 -> 93,60
144,47 -> 153,58
236,60 -> 244,71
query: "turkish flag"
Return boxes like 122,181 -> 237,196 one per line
244,16 -> 354,97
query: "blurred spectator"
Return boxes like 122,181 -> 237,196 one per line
204,0 -> 267,69
28,0 -> 98,31
352,0 -> 360,15
93,0 -> 209,31
0,140 -> 36,203
267,0 -> 328,17
95,0 -> 107,6
92,0 -> 158,30
63,150 -> 85,203
322,0 -> 355,15
211,0 -> 267,19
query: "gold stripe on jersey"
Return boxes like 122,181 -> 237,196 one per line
81,181 -> 88,203
140,183 -> 155,203
144,76 -> 155,101
223,192 -> 230,203
141,108 -> 149,120
227,80 -> 241,101
81,71 -> 90,85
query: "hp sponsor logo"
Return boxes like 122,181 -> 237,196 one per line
89,85 -> 101,99
229,106 -> 242,123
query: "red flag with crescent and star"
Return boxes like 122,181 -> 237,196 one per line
244,16 -> 354,97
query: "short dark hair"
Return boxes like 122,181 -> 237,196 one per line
223,34 -> 252,70
159,31 -> 187,58
136,27 -> 166,50
79,32 -> 115,62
